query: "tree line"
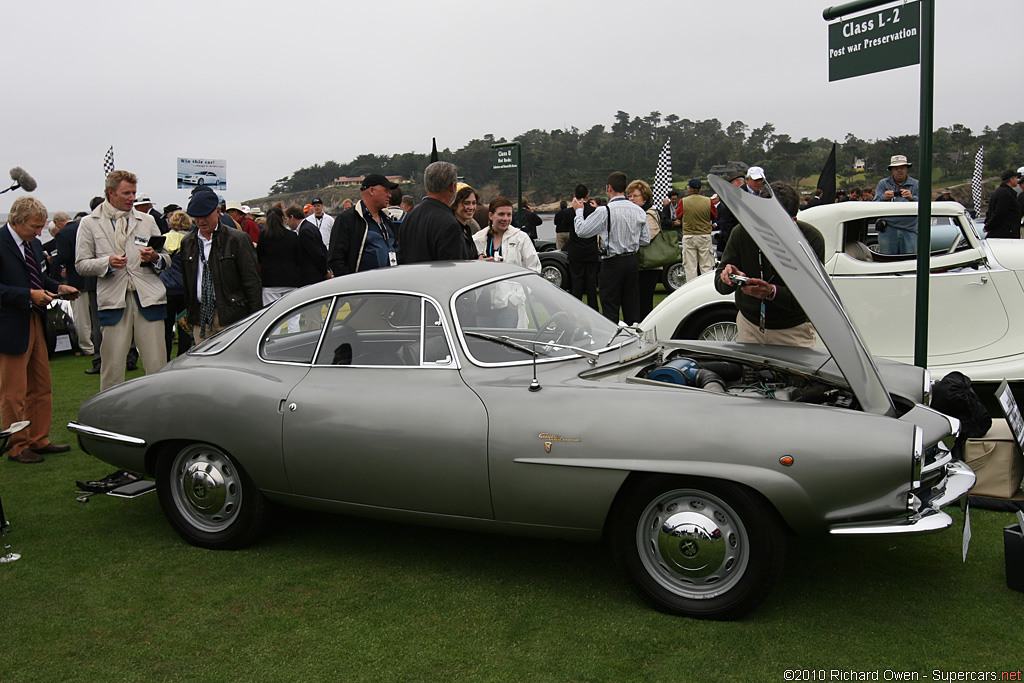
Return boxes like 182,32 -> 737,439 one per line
268,112 -> 1024,203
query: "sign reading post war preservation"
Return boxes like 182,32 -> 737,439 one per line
827,1 -> 920,82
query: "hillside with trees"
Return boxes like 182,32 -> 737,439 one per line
262,112 -> 1024,206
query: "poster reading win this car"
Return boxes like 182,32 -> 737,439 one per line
177,158 -> 227,189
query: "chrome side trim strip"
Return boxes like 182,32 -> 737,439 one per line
67,422 -> 147,447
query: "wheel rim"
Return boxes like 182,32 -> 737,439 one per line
541,265 -> 563,288
699,321 -> 737,342
635,488 -> 749,600
666,264 -> 686,291
169,444 -> 242,533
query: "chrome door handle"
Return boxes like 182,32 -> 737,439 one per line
967,276 -> 989,286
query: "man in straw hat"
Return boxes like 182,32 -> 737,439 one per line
872,154 -> 920,254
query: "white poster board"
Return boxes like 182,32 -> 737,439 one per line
176,158 -> 226,190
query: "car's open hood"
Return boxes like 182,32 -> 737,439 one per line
707,174 -> 896,417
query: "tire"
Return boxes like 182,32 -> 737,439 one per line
541,260 -> 569,290
661,262 -> 686,293
197,178 -> 205,186
609,476 -> 786,620
156,443 -> 269,550
679,307 -> 737,342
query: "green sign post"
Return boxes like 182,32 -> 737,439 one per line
492,142 -> 523,232
824,0 -> 934,370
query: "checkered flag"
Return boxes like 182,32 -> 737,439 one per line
651,140 -> 672,207
103,146 -> 115,175
972,146 -> 984,218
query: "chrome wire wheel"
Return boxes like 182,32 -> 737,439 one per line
663,263 -> 686,292
168,444 -> 242,534
541,263 -> 565,289
698,321 -> 737,342
635,488 -> 750,601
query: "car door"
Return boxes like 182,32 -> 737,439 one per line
279,292 -> 492,518
827,216 -> 1008,361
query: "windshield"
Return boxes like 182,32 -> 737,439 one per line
454,273 -> 623,364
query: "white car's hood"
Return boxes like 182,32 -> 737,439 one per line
707,174 -> 896,417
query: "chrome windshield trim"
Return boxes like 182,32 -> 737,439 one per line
67,421 -> 147,447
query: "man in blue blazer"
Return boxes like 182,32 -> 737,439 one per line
0,197 -> 80,462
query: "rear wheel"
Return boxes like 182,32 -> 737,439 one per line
609,476 -> 786,620
156,443 -> 269,549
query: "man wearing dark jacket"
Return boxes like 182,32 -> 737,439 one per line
285,206 -> 329,286
328,174 -> 399,275
985,169 -> 1021,239
398,161 -> 469,263
180,190 -> 263,341
715,181 -> 825,347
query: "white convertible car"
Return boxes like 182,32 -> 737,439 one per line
642,198 -> 1024,385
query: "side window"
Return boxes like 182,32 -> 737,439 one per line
314,293 -> 444,367
260,299 -> 331,363
423,301 -> 452,365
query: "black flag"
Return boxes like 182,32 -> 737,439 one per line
430,138 -> 438,163
816,143 -> 837,204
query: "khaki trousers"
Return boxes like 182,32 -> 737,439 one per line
736,312 -> 817,348
683,234 -> 715,283
0,313 -> 53,457
72,293 -> 94,354
100,293 -> 167,391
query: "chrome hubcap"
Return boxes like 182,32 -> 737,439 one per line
171,445 -> 241,532
637,489 -> 748,599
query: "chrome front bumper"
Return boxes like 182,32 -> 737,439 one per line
829,460 -> 976,535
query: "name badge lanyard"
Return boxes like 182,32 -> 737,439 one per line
757,251 -> 776,333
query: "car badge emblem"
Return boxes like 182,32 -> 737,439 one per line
544,441 -> 552,453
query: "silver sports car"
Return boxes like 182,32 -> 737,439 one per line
70,176 -> 974,620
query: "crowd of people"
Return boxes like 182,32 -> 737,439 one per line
5,155 -> 1024,464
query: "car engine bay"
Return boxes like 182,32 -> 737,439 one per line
638,350 -> 859,409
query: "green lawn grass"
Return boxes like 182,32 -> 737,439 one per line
0,353 -> 1021,682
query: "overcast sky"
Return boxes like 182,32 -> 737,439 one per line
1,0 -> 1016,215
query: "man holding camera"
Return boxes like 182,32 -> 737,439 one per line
872,154 -> 920,254
715,182 -> 824,348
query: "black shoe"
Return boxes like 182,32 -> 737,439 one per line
84,367 -> 100,375
126,364 -> 138,372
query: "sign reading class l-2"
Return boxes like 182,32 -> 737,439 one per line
828,1 -> 920,82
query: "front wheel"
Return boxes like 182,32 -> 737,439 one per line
661,262 -> 686,293
679,308 -> 738,341
609,476 -> 786,620
156,443 -> 269,549
541,260 -> 569,290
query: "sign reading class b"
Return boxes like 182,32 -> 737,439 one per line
827,0 -> 920,81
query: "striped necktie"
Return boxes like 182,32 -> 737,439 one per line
23,241 -> 46,314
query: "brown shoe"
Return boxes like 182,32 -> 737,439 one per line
8,451 -> 44,463
33,444 -> 70,454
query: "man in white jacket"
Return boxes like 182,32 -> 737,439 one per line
76,170 -> 170,391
